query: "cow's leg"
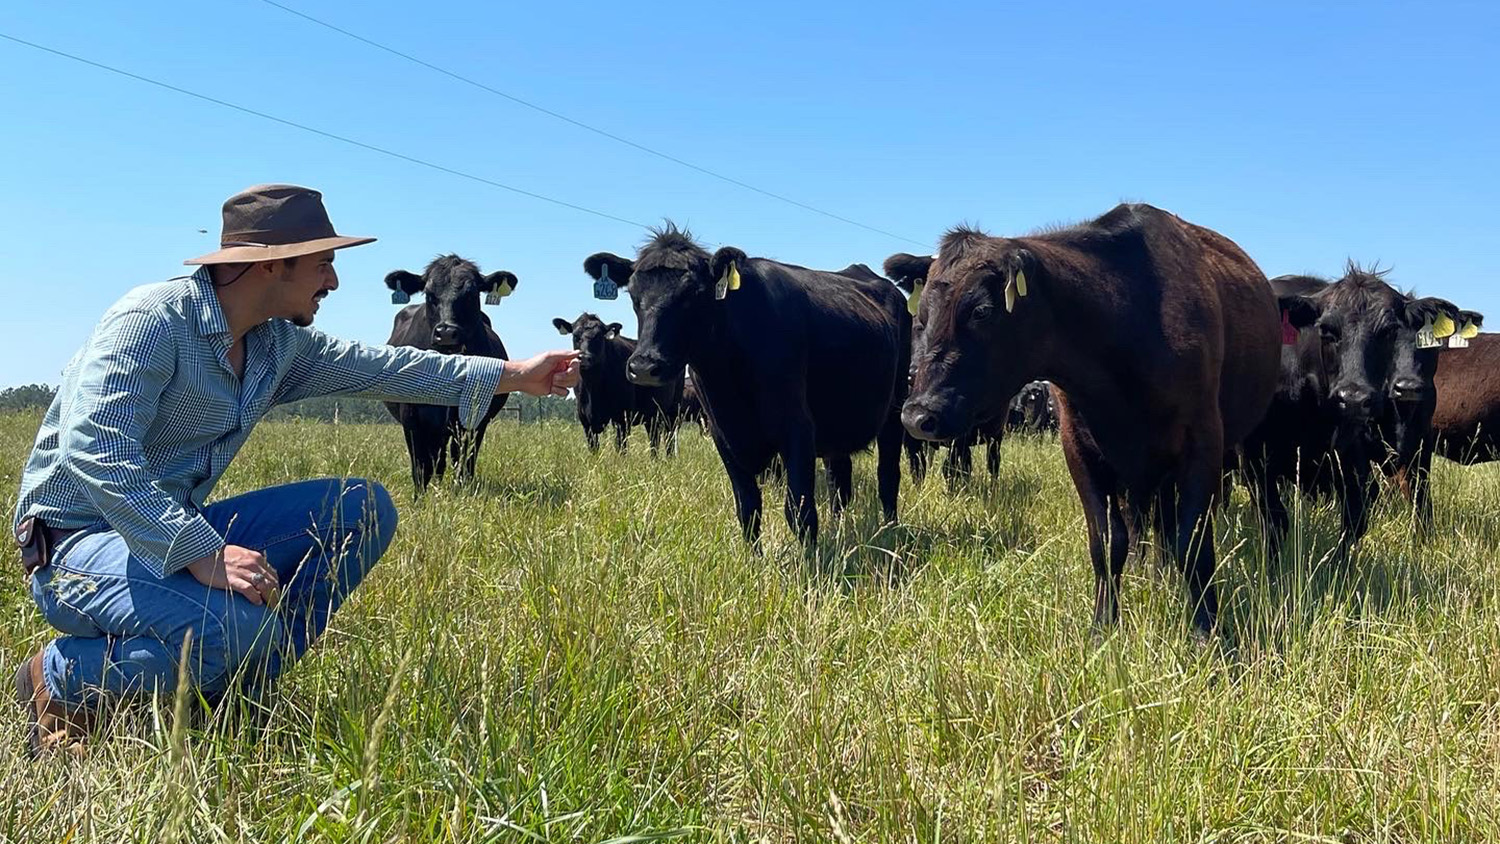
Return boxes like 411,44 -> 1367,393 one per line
905,435 -> 931,483
646,416 -> 664,457
613,420 -> 629,454
986,432 -> 1003,477
584,426 -> 601,453
712,437 -> 762,545
1168,429 -> 1226,636
781,425 -> 819,547
942,433 -> 974,484
1410,432 -> 1437,535
1336,457 -> 1377,556
1060,417 -> 1129,628
1242,442 -> 1291,559
825,455 -> 853,517
458,420 -> 489,481
408,425 -> 444,494
876,413 -> 903,523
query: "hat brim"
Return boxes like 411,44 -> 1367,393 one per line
184,235 -> 376,265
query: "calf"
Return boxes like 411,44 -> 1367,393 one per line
895,204 -> 1280,634
584,225 -> 909,546
1379,308 -> 1484,529
1242,267 -> 1468,551
552,312 -> 684,455
383,255 -> 514,491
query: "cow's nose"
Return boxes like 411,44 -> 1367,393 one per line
902,404 -> 941,440
432,323 -> 461,344
1390,377 -> 1426,402
626,358 -> 665,387
1335,386 -> 1374,414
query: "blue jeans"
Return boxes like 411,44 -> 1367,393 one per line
28,478 -> 397,709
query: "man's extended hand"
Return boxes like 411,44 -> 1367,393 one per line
501,350 -> 581,397
186,545 -> 280,607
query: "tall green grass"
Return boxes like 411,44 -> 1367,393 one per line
1,411 -> 1498,842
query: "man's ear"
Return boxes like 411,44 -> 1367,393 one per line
552,317 -> 573,336
883,253 -> 935,293
480,270 -> 518,294
583,253 -> 635,285
384,270 -> 425,296
606,322 -> 624,338
1278,294 -> 1322,328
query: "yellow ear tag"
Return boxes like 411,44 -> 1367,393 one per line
1015,268 -> 1028,298
908,281 -> 924,316
727,263 -> 741,291
1004,278 -> 1017,313
1432,312 -> 1456,339
1460,320 -> 1480,339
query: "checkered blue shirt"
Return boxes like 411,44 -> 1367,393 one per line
14,267 -> 506,578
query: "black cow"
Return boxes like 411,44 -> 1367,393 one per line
895,204 -> 1281,634
1381,308 -> 1484,526
1008,381 -> 1058,434
1242,266 -> 1468,552
584,225 -> 909,546
551,312 -> 684,455
383,255 -> 513,491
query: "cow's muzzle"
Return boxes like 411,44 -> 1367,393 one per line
626,354 -> 672,387
902,395 -> 967,442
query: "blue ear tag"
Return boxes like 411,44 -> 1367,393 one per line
391,290 -> 410,305
593,263 -> 619,300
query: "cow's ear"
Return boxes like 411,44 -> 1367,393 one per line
1458,309 -> 1485,330
1402,296 -> 1460,329
384,270 -> 424,296
1278,294 -> 1321,328
584,252 -> 635,286
552,317 -> 573,336
883,253 -> 935,293
709,247 -> 749,289
606,322 -> 624,338
481,270 -> 518,294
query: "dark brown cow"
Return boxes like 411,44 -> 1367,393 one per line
1430,330 -> 1500,464
894,203 -> 1280,634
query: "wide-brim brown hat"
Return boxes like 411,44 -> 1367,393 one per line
185,183 -> 375,265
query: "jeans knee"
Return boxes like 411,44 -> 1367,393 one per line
196,606 -> 286,693
348,478 -> 398,564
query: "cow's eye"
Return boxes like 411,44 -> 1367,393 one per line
971,304 -> 994,324
1320,324 -> 1341,342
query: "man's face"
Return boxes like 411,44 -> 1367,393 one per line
274,251 -> 339,327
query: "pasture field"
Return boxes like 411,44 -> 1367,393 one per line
2,410 -> 1499,843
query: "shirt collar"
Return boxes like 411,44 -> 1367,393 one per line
188,266 -> 232,338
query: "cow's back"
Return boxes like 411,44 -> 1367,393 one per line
724,259 -> 906,455
1433,333 -> 1500,462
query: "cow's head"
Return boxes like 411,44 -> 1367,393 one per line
385,254 -> 517,351
893,228 -> 1054,441
1276,263 -> 1459,422
551,312 -> 623,370
583,224 -> 713,387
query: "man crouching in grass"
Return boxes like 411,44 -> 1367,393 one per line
11,184 -> 580,756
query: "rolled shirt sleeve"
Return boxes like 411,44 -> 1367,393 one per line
58,310 -> 227,578
277,329 -> 508,429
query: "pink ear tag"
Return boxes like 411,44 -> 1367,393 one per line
1281,310 -> 1298,345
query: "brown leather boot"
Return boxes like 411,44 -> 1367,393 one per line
13,649 -> 92,757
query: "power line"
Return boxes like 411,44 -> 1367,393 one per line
257,0 -> 929,249
0,31 -> 651,230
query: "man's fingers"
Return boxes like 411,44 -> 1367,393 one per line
230,576 -> 265,605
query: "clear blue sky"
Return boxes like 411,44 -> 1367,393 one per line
2,1 -> 1496,388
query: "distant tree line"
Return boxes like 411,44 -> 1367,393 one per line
0,383 -> 575,424
0,384 -> 57,412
